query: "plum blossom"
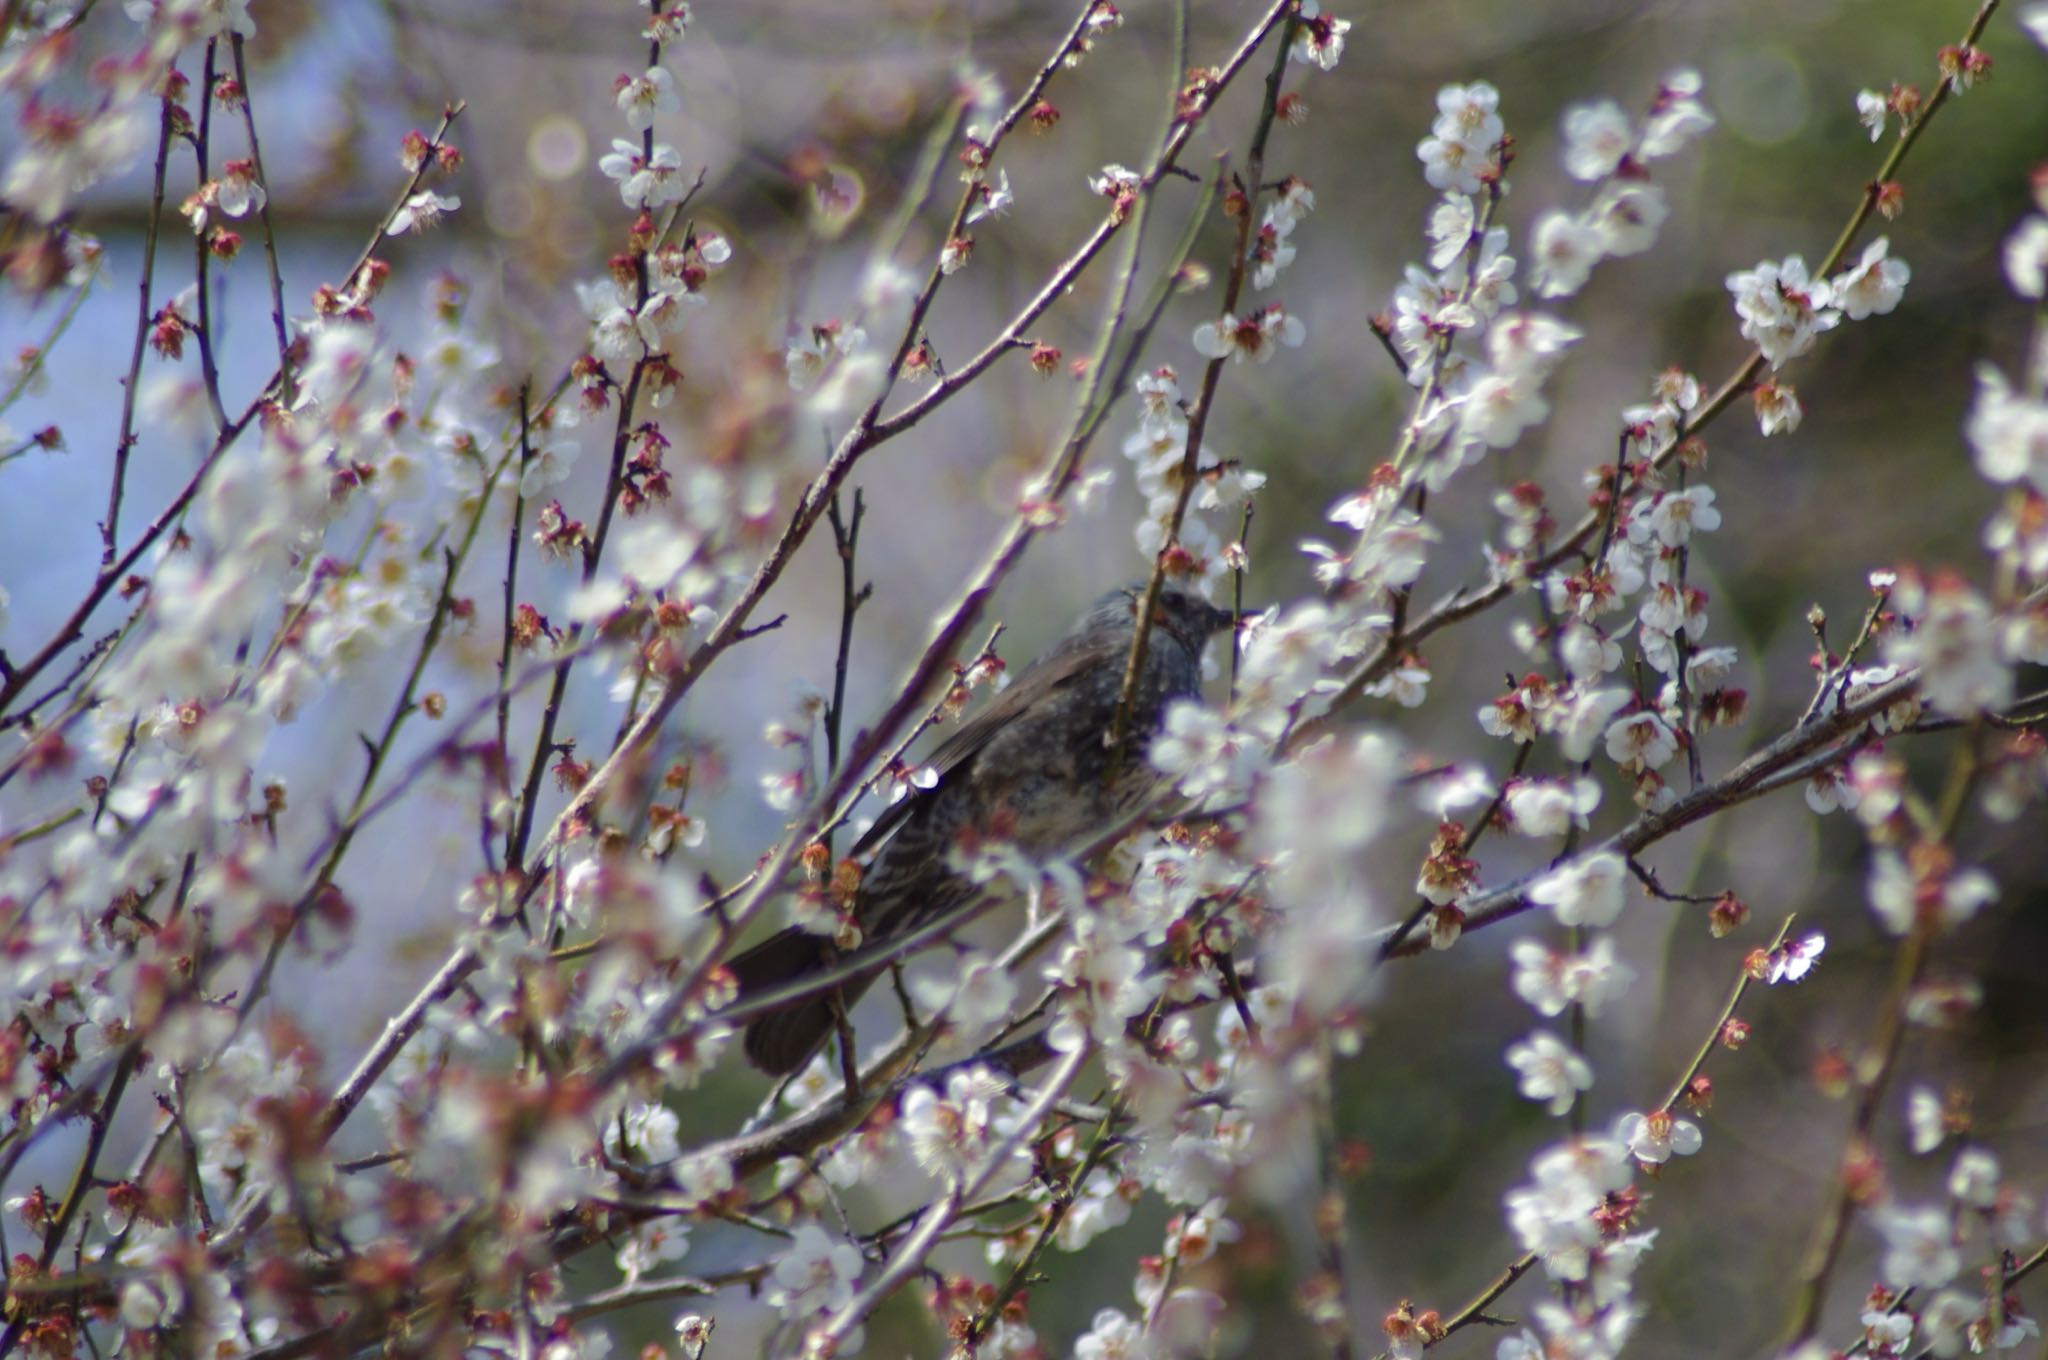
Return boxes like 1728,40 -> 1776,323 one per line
1637,576 -> 1707,647
215,159 -> 265,218
1088,163 -> 1142,222
909,959 -> 1015,1040
1058,1167 -> 1139,1250
1151,701 -> 1257,800
598,139 -> 689,209
1510,936 -> 1634,1018
1427,192 -> 1476,269
1417,82 -> 1504,194
1872,1203 -> 1960,1290
1507,1030 -> 1593,1115
1451,225 -> 1520,318
1884,575 -> 2011,716
4,102 -> 149,224
1192,305 -> 1306,363
1561,620 -> 1627,680
1503,777 -> 1600,836
766,1225 -> 864,1317
1965,363 -> 2048,493
1388,262 -> 1479,380
1251,208 -> 1300,289
1368,656 -> 1430,707
1856,89 -> 1890,141
297,322 -> 378,408
1459,367 -> 1550,451
1907,1086 -> 1949,1156
1831,237 -> 1911,319
1455,313 -> 1582,450
126,0 -> 257,38
1868,848 -> 1997,936
1506,1145 -> 1613,1281
1074,1307 -> 1147,1360
1527,851 -> 1628,928
1270,176 -> 1317,231
1561,98 -> 1632,181
1498,1302 -> 1640,1360
2006,215 -> 2048,298
1554,686 -> 1631,761
578,279 -> 640,361
1047,917 -> 1162,1052
1860,1308 -> 1914,1356
900,1067 -> 1012,1181
965,168 -> 1012,225
785,320 -> 867,392
604,1101 -> 681,1164
1604,710 -> 1679,770
1629,485 -> 1721,548
615,1219 -> 691,1284
1640,69 -> 1714,157
1615,1108 -> 1702,1165
1088,163 -> 1142,198
521,437 -> 580,498
1752,379 -> 1803,435
1587,182 -> 1669,257
617,66 -> 680,131
1166,1198 -> 1241,1268
1947,1146 -> 2000,1208
1763,932 -> 1826,984
1488,311 -> 1582,376
1528,211 -> 1603,298
1290,1 -> 1351,71
1727,255 -> 1840,368
385,189 -> 458,235
1919,1292 -> 1984,1357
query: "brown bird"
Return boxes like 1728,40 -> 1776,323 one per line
727,582 -> 1238,1075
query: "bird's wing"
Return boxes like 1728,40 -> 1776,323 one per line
848,632 -> 1114,858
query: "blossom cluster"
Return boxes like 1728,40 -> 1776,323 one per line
1,4 -> 2045,1360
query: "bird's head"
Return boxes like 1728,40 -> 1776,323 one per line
1080,580 -> 1242,652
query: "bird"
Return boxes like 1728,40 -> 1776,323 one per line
726,581 -> 1239,1076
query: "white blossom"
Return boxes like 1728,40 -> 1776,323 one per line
1527,851 -> 1628,929
2006,215 -> 2048,298
1615,1109 -> 1702,1164
1884,576 -> 2011,716
1831,237 -> 1911,320
1587,181 -> 1668,257
1417,82 -> 1504,194
1290,1 -> 1352,71
1504,777 -> 1600,837
1966,363 -> 2048,493
766,1225 -> 864,1317
1506,1030 -> 1593,1115
1074,1306 -> 1148,1360
1868,850 -> 1997,936
1528,211 -> 1603,298
1640,69 -> 1714,158
617,66 -> 680,132
1727,255 -> 1840,368
1560,98 -> 1632,181
1604,710 -> 1679,770
901,1067 -> 1013,1182
388,190 -> 459,235
1872,1203 -> 1960,1291
1630,486 -> 1721,548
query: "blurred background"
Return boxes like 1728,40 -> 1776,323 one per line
4,0 -> 2047,1355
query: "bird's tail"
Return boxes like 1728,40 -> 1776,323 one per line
726,926 -> 877,1076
